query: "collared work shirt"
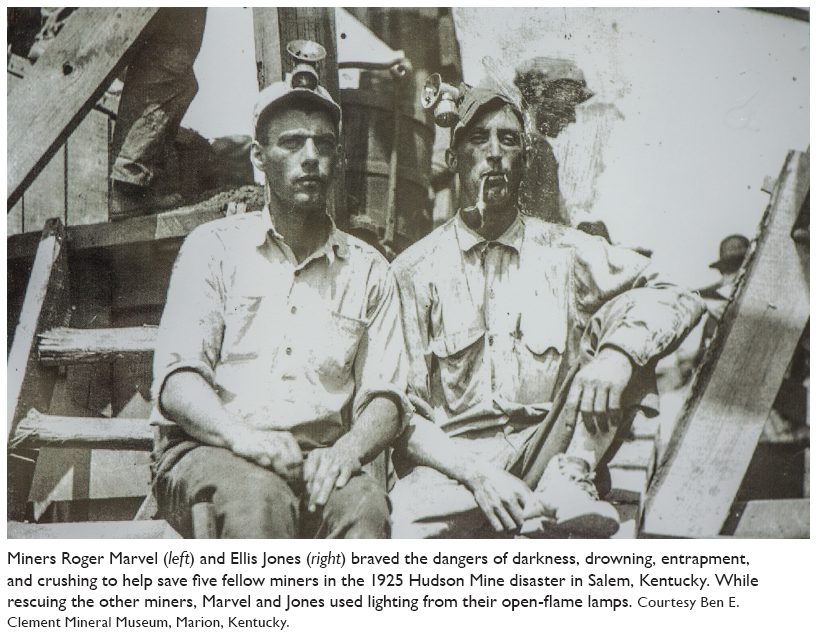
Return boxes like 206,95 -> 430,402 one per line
151,209 -> 408,473
391,212 -> 704,438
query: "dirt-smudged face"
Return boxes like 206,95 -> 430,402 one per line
252,108 -> 339,213
447,105 -> 526,214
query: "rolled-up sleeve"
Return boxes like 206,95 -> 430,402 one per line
573,238 -> 706,367
150,227 -> 226,423
351,263 -> 411,432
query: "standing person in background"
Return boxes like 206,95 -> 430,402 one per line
109,8 -> 208,217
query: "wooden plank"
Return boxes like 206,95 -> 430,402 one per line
732,499 -> 809,538
7,220 -> 69,435
8,519 -> 181,540
39,327 -> 157,365
7,52 -> 119,116
644,150 -> 810,537
8,187 -> 261,261
7,219 -> 69,521
609,439 -> 656,472
67,109 -> 109,226
8,200 -> 23,235
24,146 -> 66,233
10,409 -> 152,451
253,8 -> 283,90
7,61 -> 25,233
7,7 -> 159,209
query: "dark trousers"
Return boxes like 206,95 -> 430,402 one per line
155,446 -> 391,539
111,8 -> 206,187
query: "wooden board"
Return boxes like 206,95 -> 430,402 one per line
10,410 -> 152,451
7,7 -> 158,208
8,519 -> 181,540
7,220 -> 69,434
253,8 -> 283,90
7,220 -> 70,521
67,109 -> 109,226
732,499 -> 809,538
644,150 -> 810,537
23,146 -> 66,233
39,326 -> 157,365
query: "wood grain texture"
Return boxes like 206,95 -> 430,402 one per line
8,519 -> 181,539
39,326 -> 157,365
252,8 -> 282,90
23,146 -> 66,233
10,409 -> 152,451
67,109 -> 109,226
7,220 -> 69,435
7,7 -> 158,208
732,499 -> 809,538
644,150 -> 810,538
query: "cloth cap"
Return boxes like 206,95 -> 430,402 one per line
253,76 -> 341,140
450,84 -> 524,147
709,234 -> 750,272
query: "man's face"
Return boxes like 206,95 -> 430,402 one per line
447,105 -> 526,211
252,107 -> 339,212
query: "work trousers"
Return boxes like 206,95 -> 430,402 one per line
154,445 -> 391,539
111,8 -> 207,187
390,414 -> 622,539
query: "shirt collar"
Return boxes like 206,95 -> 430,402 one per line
257,206 -> 350,264
453,208 -> 525,255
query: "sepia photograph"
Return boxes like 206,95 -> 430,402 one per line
7,7 -> 809,541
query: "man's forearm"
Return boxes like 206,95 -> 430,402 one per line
399,416 -> 489,491
159,370 -> 237,449
333,396 -> 401,466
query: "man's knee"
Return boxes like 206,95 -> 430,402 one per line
157,446 -> 299,538
213,463 -> 299,539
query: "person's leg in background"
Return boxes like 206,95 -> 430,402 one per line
110,8 -> 207,217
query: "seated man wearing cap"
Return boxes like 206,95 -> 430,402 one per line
389,84 -> 704,538
149,70 -> 408,538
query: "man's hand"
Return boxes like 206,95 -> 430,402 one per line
565,347 -> 634,435
230,429 -> 303,482
303,444 -> 362,513
465,465 -> 533,532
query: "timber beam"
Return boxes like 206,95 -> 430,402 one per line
8,7 -> 159,209
644,149 -> 810,537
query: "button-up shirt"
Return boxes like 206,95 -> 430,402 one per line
391,211 -> 704,438
151,209 -> 408,474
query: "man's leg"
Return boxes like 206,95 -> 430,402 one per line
110,8 -> 206,216
155,445 -> 299,539
389,466 -> 498,539
519,415 -> 625,538
305,473 -> 391,539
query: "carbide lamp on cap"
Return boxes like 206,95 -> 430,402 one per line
287,39 -> 326,90
421,73 -> 460,128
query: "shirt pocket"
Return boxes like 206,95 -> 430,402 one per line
312,312 -> 367,382
428,327 -> 485,411
514,310 -> 567,403
222,295 -> 263,361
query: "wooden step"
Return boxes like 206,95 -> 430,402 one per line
8,519 -> 181,539
38,326 -> 157,365
10,409 -> 152,451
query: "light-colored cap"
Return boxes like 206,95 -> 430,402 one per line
253,75 -> 341,140
450,84 -> 524,147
